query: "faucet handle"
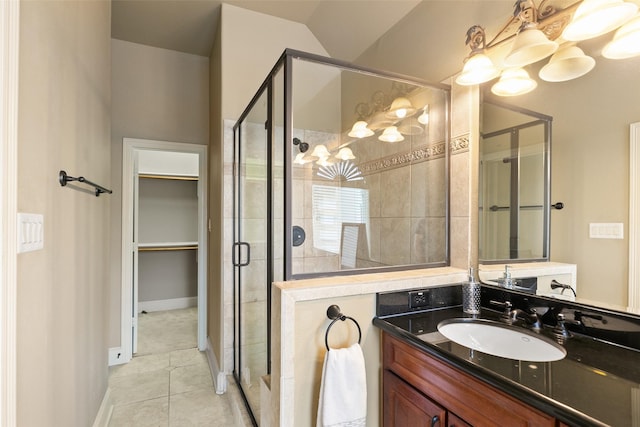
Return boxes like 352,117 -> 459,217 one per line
553,313 -> 582,341
489,300 -> 513,322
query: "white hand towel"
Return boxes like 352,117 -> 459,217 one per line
316,343 -> 367,427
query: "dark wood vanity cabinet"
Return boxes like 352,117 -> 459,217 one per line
383,370 -> 447,427
382,332 -> 557,427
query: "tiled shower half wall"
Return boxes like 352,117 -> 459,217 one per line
287,57 -> 449,277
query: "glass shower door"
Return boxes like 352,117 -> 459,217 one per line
233,87 -> 269,424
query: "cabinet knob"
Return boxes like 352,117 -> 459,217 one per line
431,415 -> 440,427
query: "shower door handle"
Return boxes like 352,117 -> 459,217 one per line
232,242 -> 251,267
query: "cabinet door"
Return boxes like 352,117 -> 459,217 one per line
383,370 -> 445,427
447,413 -> 471,427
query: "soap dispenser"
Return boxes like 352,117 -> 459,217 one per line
502,265 -> 514,289
463,267 -> 481,315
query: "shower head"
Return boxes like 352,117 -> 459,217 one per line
293,137 -> 309,153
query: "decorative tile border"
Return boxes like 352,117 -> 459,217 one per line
450,134 -> 470,154
358,140 -> 446,175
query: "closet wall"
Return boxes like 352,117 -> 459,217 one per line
137,150 -> 199,311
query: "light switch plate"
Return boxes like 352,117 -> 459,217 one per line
17,213 -> 44,253
589,222 -> 624,239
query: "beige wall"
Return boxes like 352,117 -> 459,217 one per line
109,39 -> 209,347
17,1 -> 111,425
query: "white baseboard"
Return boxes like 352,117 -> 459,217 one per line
206,336 -> 227,394
108,347 -> 130,366
139,296 -> 197,313
92,387 -> 113,427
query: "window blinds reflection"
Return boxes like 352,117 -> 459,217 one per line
311,185 -> 370,257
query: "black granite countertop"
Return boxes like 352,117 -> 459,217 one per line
374,305 -> 640,427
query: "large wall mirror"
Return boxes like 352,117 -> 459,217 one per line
351,0 -> 640,312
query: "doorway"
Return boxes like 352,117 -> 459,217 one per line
119,138 -> 208,363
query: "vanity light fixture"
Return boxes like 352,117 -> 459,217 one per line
561,0 -> 637,41
602,14 -> 640,59
539,44 -> 595,82
455,26 -> 501,86
385,97 -> 416,119
379,126 -> 405,143
456,0 -> 638,96
491,68 -> 538,97
504,0 -> 558,67
348,120 -> 374,138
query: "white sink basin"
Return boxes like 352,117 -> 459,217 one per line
437,318 -> 567,362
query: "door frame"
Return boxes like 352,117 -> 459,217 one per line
629,122 -> 640,311
0,0 -> 19,423
119,138 -> 208,363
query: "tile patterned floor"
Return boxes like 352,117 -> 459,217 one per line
108,308 -> 252,426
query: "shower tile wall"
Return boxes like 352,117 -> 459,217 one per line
291,128 -> 341,275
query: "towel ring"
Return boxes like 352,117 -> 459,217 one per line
324,304 -> 362,351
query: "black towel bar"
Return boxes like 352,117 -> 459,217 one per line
324,304 -> 362,351
59,170 -> 112,197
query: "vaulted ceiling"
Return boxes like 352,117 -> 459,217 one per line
111,0 -> 423,61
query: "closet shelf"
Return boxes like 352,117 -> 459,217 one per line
139,173 -> 198,181
138,241 -> 198,252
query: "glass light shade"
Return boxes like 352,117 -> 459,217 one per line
539,44 -> 595,82
491,68 -> 538,97
503,27 -> 559,67
316,157 -> 333,167
562,0 -> 638,41
348,121 -> 374,138
310,144 -> 330,158
335,147 -> 355,160
455,53 -> 501,85
385,97 -> 416,119
378,126 -> 405,143
293,153 -> 311,165
603,15 -> 640,59
418,106 -> 429,125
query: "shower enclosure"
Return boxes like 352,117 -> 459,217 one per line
232,49 -> 450,423
479,100 -> 551,263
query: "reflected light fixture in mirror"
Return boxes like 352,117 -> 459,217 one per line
310,144 -> 330,159
602,15 -> 640,59
455,26 -> 501,86
491,68 -> 538,96
539,44 -> 595,82
335,147 -> 355,161
385,97 -> 416,119
348,120 -> 374,138
379,126 -> 404,142
562,0 -> 637,41
293,152 -> 312,165
316,157 -> 333,167
418,105 -> 430,125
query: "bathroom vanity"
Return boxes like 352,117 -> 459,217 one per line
374,285 -> 640,426
383,332 -> 556,426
